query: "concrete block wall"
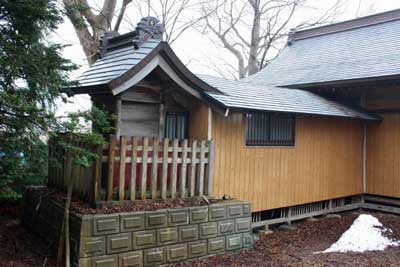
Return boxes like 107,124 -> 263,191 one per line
23,187 -> 253,267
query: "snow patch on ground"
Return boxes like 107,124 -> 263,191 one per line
322,214 -> 399,253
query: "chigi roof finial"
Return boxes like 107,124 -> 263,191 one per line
133,16 -> 164,49
136,16 -> 164,40
96,17 -> 165,57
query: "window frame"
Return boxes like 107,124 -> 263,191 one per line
164,111 -> 189,140
244,111 -> 296,147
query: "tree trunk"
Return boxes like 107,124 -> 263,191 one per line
56,168 -> 75,267
64,178 -> 74,267
62,0 -> 118,65
74,28 -> 99,65
248,1 -> 261,76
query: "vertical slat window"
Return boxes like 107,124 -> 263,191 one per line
245,111 -> 295,146
165,112 -> 188,139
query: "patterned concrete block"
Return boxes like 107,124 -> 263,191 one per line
119,251 -> 143,267
91,255 -> 118,267
157,227 -> 178,246
107,233 -> 132,254
242,232 -> 253,248
179,224 -> 198,242
93,215 -> 119,236
167,243 -> 188,262
209,205 -> 226,221
24,187 -> 253,266
132,230 -> 156,249
235,218 -> 251,233
120,212 -> 145,232
208,237 -> 225,254
143,247 -> 166,267
78,257 -> 91,267
145,210 -> 167,229
218,219 -> 235,236
168,208 -> 189,227
188,240 -> 207,259
199,222 -> 217,239
80,216 -> 93,237
226,234 -> 242,251
189,207 -> 208,224
243,203 -> 251,216
227,204 -> 243,218
80,236 -> 106,258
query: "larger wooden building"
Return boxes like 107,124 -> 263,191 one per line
70,11 -> 400,223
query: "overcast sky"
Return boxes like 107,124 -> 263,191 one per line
52,0 -> 400,115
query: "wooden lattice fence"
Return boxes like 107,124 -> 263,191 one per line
48,135 -> 214,204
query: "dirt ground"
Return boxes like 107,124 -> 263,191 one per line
37,188 -> 213,215
171,211 -> 400,267
0,203 -> 399,267
0,203 -> 54,267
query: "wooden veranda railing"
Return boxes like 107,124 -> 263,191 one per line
48,135 -> 214,204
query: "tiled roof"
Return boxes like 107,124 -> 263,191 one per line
248,9 -> 400,87
77,38 -> 160,87
71,14 -> 390,120
201,75 -> 379,120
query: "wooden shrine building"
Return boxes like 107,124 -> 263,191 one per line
68,11 -> 400,225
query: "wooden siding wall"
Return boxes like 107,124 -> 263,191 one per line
366,113 -> 400,197
188,102 -> 209,140
120,102 -> 160,137
210,112 -> 364,212
118,86 -> 198,138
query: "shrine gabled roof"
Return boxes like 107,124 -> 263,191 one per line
77,37 -> 160,88
70,16 -> 381,121
248,9 -> 400,88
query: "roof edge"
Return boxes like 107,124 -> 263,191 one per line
229,106 -> 382,121
290,8 -> 400,43
279,74 -> 400,89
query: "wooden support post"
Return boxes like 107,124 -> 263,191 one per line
116,98 -> 122,138
140,137 -> 149,200
189,140 -> 197,197
179,139 -> 188,197
106,135 -> 116,201
151,138 -> 159,199
159,103 -> 165,138
118,136 -> 126,201
161,138 -> 169,199
198,140 -> 206,196
129,137 -> 138,200
171,139 -> 179,199
206,140 -> 214,196
91,144 -> 102,203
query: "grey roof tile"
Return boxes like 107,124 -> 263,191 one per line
72,16 -> 382,121
77,38 -> 160,87
248,18 -> 400,86
200,75 -> 378,120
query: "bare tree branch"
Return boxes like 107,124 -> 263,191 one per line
199,0 -> 344,78
133,0 -> 213,45
114,0 -> 133,32
64,0 -> 203,65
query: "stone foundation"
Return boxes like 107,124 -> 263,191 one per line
22,187 -> 253,267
